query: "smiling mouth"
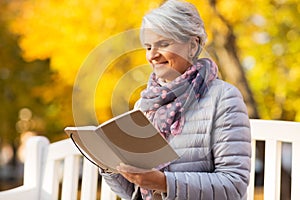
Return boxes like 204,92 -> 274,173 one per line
153,61 -> 168,67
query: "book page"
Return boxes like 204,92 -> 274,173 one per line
65,127 -> 121,173
99,110 -> 179,169
65,110 -> 179,173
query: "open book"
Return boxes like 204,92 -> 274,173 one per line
64,109 -> 179,173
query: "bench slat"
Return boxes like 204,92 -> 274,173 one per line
61,155 -> 80,200
263,140 -> 281,200
291,141 -> 300,200
41,159 -> 61,200
80,158 -> 99,200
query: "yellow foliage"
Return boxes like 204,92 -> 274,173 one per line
9,0 -> 163,85
8,0 -> 163,123
216,0 -> 253,23
7,0 -> 300,123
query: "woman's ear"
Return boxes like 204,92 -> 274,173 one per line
189,37 -> 199,58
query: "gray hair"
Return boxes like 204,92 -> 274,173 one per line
140,0 -> 207,60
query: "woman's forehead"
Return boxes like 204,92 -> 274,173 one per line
142,29 -> 170,43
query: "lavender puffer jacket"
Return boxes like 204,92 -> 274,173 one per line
101,79 -> 251,200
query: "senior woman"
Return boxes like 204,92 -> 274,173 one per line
101,0 -> 251,199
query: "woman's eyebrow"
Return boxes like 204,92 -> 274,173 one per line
143,39 -> 173,46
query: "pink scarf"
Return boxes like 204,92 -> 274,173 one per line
140,58 -> 218,200
138,58 -> 218,199
140,58 -> 218,139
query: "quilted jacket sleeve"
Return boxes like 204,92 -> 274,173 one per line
100,171 -> 134,199
163,84 -> 251,200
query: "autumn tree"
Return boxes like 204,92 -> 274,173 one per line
0,0 -> 57,175
1,2 -> 45,140
6,0 -> 300,129
2,0 -> 300,197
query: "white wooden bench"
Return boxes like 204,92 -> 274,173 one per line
0,136 -> 119,200
0,119 -> 300,200
248,119 -> 300,200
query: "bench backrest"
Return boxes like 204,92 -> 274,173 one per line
40,139 -> 118,200
1,119 -> 300,200
248,119 -> 300,200
43,119 -> 300,200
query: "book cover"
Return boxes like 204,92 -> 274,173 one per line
64,109 -> 179,173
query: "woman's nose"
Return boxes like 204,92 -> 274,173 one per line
147,48 -> 160,61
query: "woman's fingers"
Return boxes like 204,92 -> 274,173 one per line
116,163 -> 167,191
117,163 -> 154,173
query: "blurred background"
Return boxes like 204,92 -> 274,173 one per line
0,0 -> 299,199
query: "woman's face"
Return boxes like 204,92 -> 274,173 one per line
143,29 -> 192,82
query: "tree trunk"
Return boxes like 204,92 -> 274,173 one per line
207,2 -> 290,199
206,2 -> 259,119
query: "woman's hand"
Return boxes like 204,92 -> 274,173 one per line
116,163 -> 167,192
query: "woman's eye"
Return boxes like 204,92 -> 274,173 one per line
144,46 -> 151,51
160,43 -> 170,48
